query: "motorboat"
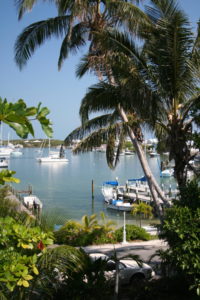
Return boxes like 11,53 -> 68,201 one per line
160,168 -> 174,177
101,180 -> 118,203
0,157 -> 8,168
23,194 -> 43,210
106,199 -> 133,212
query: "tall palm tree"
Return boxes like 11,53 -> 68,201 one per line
65,84 -> 167,219
14,0 -> 168,217
76,0 -> 200,189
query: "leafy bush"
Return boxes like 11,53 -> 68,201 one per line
54,215 -> 152,246
54,222 -> 115,246
159,180 -> 200,295
54,213 -> 116,246
54,220 -> 82,245
0,217 -> 53,292
114,224 -> 151,242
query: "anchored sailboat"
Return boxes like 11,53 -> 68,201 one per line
37,140 -> 69,163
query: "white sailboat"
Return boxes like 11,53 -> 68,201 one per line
0,129 -> 14,157
37,140 -> 69,163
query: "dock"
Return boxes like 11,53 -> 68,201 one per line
7,185 -> 41,218
117,183 -> 178,204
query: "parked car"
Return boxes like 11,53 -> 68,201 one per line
89,253 -> 155,285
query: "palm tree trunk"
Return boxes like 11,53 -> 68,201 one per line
118,105 -> 170,220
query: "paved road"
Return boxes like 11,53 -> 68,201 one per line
83,239 -> 168,273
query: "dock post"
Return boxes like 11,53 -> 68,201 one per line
92,180 -> 94,198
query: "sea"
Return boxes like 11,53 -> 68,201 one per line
9,148 -> 176,227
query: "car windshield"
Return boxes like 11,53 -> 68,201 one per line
105,261 -> 126,271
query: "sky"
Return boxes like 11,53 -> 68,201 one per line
0,0 -> 200,140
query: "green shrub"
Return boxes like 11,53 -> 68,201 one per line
54,214 -> 116,246
114,224 -> 151,242
54,220 -> 82,245
159,180 -> 200,296
54,224 -> 114,246
0,216 -> 53,292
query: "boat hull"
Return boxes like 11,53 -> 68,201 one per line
37,157 -> 69,163
106,203 -> 133,211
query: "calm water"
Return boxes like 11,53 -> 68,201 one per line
10,148 -> 175,226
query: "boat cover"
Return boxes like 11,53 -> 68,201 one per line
128,176 -> 147,182
103,181 -> 118,186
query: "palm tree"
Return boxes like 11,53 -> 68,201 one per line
65,80 -> 168,219
14,0 -> 149,70
131,202 -> 153,227
14,0 -> 168,217
75,0 -> 200,189
81,214 -> 98,232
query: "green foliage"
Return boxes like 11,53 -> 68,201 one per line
114,224 -> 151,242
0,217 -> 53,292
54,213 -> 117,246
160,180 -> 200,295
54,214 -> 152,246
174,180 -> 200,211
0,98 -> 53,185
0,170 -> 20,185
0,98 -> 52,139
124,141 -> 135,151
131,202 -> 153,218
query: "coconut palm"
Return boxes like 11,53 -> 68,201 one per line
14,0 -> 149,70
76,0 -> 200,189
131,202 -> 153,227
65,79 -> 168,219
15,0 -> 168,218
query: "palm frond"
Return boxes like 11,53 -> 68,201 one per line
105,122 -> 126,169
15,0 -> 39,20
79,82 -> 121,122
58,23 -> 87,69
145,0 -> 195,103
15,16 -> 70,69
107,0 -> 151,34
73,128 -> 109,154
106,128 -> 118,169
64,113 -> 115,145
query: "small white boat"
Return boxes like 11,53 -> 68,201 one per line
0,157 -> 8,168
11,150 -> 23,156
149,151 -> 160,157
107,199 -> 133,212
0,147 -> 13,157
125,150 -> 134,155
101,180 -> 118,203
37,154 -> 69,163
160,168 -> 174,177
23,195 -> 43,209
37,141 -> 69,163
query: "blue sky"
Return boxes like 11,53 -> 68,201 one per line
0,0 -> 199,140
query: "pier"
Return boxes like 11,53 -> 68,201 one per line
7,185 -> 41,218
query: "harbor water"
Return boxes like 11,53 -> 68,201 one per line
10,148 -> 176,226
